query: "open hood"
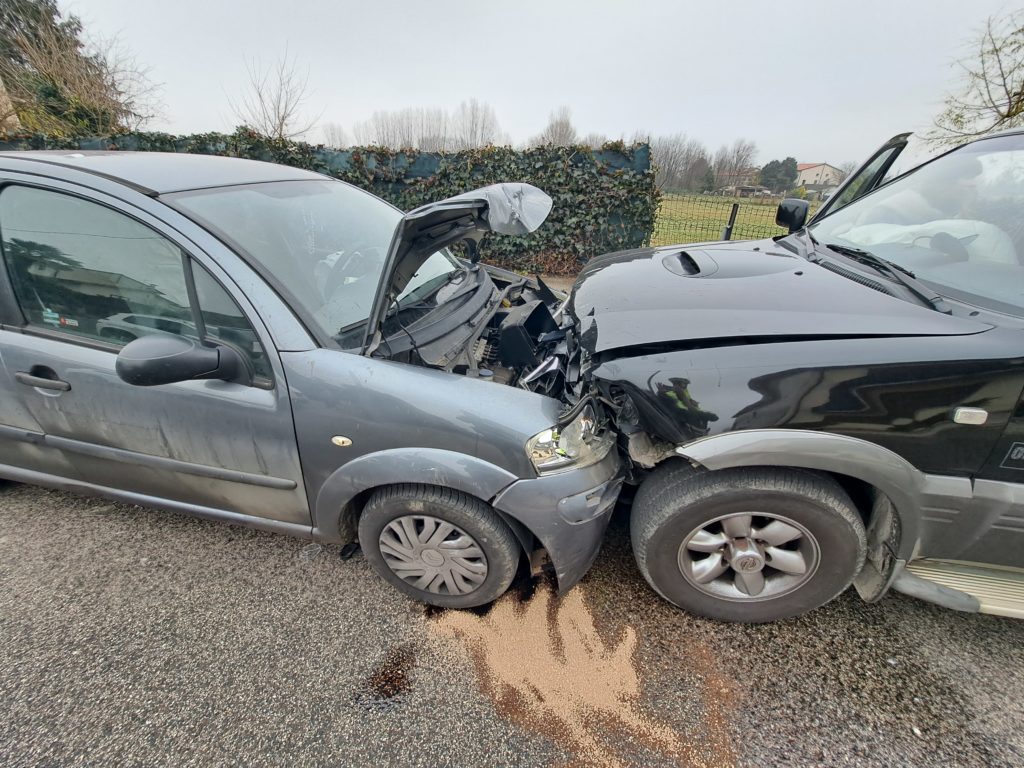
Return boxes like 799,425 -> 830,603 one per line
363,183 -> 552,350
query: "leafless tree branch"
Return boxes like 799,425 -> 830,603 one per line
228,49 -> 319,140
930,11 -> 1024,145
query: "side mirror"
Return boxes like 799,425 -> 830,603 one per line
776,198 -> 810,233
115,334 -> 250,387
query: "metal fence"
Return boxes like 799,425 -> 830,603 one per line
652,194 -> 820,246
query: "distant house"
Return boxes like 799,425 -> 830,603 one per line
796,162 -> 845,190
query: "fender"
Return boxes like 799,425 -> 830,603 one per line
312,447 -> 519,541
675,428 -> 974,562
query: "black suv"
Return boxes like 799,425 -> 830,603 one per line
590,131 -> 1024,622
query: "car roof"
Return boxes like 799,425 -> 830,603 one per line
0,150 -> 325,195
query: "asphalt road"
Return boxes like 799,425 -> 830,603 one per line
2,481 -> 1023,767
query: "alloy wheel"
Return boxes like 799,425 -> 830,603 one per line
677,511 -> 820,602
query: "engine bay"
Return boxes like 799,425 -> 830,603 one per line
376,265 -> 585,405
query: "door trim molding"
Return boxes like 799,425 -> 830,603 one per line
0,460 -> 312,539
0,423 -> 296,490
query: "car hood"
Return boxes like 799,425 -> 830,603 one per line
568,240 -> 991,354
364,183 -> 552,350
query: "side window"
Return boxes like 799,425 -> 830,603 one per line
825,147 -> 900,215
0,186 -> 191,345
191,263 -> 272,381
0,185 -> 272,384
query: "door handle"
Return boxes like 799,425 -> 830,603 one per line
15,370 -> 71,392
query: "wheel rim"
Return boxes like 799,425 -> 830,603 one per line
677,511 -> 820,602
378,515 -> 488,596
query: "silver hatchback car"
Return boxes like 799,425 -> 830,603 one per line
0,151 -> 622,608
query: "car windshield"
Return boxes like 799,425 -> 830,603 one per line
169,180 -> 462,343
809,134 -> 1024,314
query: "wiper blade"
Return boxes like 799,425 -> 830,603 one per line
823,243 -> 952,314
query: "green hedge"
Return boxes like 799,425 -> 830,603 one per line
0,128 -> 658,275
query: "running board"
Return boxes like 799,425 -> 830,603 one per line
903,560 -> 1024,619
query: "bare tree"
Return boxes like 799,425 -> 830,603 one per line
0,9 -> 157,135
581,132 -> 609,148
531,106 -> 578,146
651,133 -> 710,191
712,138 -> 758,189
352,107 -> 450,150
229,50 -> 318,140
89,34 -> 160,131
837,160 -> 857,181
930,10 -> 1024,145
321,121 -> 348,148
451,98 -> 500,149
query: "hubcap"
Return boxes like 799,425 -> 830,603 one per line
378,515 -> 488,596
677,512 -> 819,602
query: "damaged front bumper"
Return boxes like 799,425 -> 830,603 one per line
493,447 -> 623,592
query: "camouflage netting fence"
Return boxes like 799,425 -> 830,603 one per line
0,128 -> 659,275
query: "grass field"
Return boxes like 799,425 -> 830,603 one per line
653,193 -> 821,246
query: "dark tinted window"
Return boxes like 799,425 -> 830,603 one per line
0,186 -> 191,344
0,186 -> 272,380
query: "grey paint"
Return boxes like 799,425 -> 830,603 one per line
676,429 -> 962,562
678,428 -> 1024,569
493,449 -> 622,590
0,460 -> 315,541
0,151 -> 324,194
0,330 -> 310,524
312,447 -> 519,541
0,154 -> 624,595
919,478 -> 1024,566
890,566 -> 981,613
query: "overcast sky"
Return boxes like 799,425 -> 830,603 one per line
65,0 -> 1011,165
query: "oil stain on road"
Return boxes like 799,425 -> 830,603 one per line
429,581 -> 736,768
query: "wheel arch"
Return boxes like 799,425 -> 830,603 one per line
675,429 -> 933,562
311,448 -> 531,550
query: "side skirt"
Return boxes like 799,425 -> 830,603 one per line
0,462 -> 316,542
904,559 -> 1024,619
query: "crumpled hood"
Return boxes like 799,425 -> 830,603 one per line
568,240 -> 991,354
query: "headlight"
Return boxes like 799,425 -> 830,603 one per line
526,404 -> 614,474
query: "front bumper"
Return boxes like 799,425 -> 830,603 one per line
493,448 -> 623,592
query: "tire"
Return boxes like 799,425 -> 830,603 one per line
358,484 -> 520,609
631,466 -> 866,623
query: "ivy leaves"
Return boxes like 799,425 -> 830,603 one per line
3,127 -> 658,275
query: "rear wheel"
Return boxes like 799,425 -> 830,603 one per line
358,484 -> 520,609
631,465 -> 866,623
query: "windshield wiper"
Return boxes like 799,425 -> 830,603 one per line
822,243 -> 952,314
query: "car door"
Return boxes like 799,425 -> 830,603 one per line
0,181 -> 309,526
957,390 -> 1024,568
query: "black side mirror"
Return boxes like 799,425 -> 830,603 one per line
776,198 -> 810,233
115,334 -> 250,387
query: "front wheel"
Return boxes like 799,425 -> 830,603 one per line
631,466 -> 866,623
358,484 -> 520,609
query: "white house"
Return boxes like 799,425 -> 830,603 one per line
796,162 -> 845,189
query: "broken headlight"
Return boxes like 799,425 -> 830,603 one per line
526,404 -> 614,474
